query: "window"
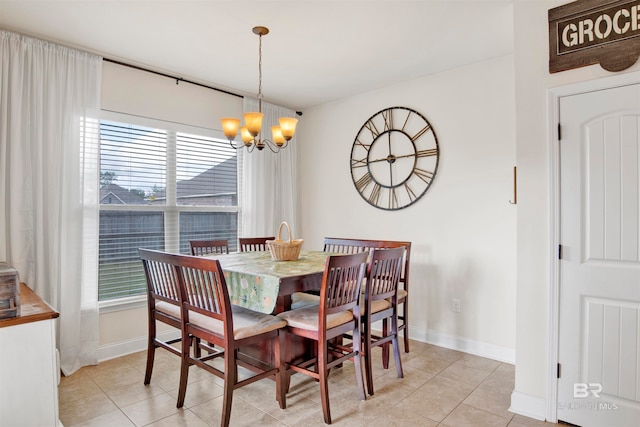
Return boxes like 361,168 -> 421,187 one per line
99,112 -> 238,301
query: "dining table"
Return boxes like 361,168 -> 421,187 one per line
206,249 -> 330,315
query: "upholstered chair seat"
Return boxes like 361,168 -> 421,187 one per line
277,306 -> 353,331
189,304 -> 286,340
157,301 -> 285,339
154,300 -> 180,318
362,298 -> 391,314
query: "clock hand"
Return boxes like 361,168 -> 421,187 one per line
390,152 -> 419,160
368,156 -> 393,164
368,152 -> 416,164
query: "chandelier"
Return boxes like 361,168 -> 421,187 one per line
221,26 -> 298,153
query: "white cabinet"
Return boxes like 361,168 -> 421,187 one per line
0,284 -> 59,426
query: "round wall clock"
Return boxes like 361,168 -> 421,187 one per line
350,106 -> 439,210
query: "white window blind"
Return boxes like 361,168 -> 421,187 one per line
99,112 -> 238,301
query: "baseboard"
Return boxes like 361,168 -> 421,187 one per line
509,391 -> 547,421
404,326 -> 515,364
97,330 -> 180,362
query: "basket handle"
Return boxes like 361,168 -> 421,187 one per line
277,221 -> 293,244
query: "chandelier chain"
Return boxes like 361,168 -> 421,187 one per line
257,33 -> 263,107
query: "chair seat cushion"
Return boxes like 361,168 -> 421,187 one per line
189,305 -> 286,340
156,301 -> 181,318
361,298 -> 391,314
291,292 -> 320,309
277,305 -> 353,331
386,289 -> 407,304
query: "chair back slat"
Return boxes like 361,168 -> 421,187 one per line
176,256 -> 230,325
367,247 -> 405,302
139,249 -> 181,305
323,237 -> 411,294
189,239 -> 229,256
239,236 -> 275,252
323,239 -> 370,255
140,248 -> 231,327
322,252 -> 368,315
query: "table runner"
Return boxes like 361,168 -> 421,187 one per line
207,250 -> 329,313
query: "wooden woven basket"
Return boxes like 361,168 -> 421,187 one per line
266,222 -> 304,261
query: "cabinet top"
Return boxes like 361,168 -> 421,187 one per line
0,283 -> 59,328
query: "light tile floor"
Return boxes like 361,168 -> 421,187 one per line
59,340 -> 562,426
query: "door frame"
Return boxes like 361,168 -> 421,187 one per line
547,70 -> 640,423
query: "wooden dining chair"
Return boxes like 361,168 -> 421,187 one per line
359,246 -> 405,395
138,248 -> 187,388
239,236 -> 275,252
189,239 -> 229,256
277,251 -> 369,424
323,237 -> 412,361
173,251 -> 287,427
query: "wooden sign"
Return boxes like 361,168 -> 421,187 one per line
549,0 -> 640,73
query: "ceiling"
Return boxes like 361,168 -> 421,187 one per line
0,0 -> 514,111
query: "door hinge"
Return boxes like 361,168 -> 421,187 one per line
558,245 -> 563,260
558,123 -> 562,141
557,363 -> 561,379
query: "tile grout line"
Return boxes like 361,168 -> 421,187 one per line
440,361 -> 515,427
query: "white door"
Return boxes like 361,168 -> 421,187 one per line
558,83 -> 640,427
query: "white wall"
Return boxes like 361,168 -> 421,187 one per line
512,0 -> 640,421
102,61 -> 242,128
297,55 -> 517,361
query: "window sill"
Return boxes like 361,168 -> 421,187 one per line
99,295 -> 147,314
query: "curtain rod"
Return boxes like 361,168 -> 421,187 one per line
103,57 -> 243,99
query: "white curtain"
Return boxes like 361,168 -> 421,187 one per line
0,31 -> 101,375
240,98 -> 299,240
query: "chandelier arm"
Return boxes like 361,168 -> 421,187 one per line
264,138 -> 279,153
261,138 -> 284,153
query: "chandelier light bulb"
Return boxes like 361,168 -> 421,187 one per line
243,112 -> 264,137
271,126 -> 286,146
240,127 -> 254,146
221,118 -> 240,140
279,117 -> 298,141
